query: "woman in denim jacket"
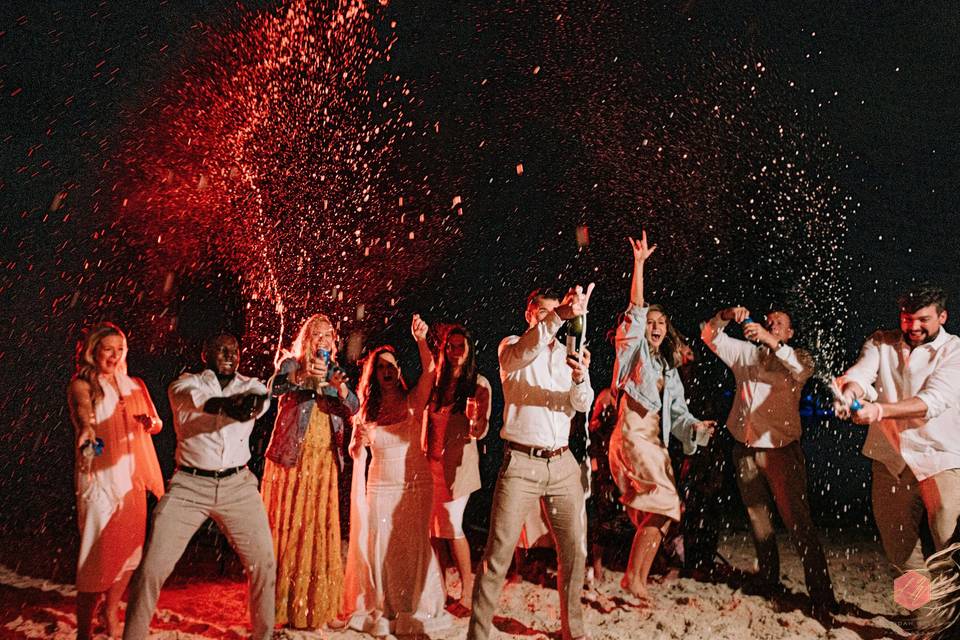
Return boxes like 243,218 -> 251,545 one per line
261,314 -> 359,630
608,232 -> 715,603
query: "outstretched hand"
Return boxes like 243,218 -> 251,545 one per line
628,230 -> 657,263
411,314 -> 429,342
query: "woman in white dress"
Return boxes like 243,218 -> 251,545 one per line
342,315 -> 453,636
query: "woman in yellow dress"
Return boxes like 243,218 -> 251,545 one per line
261,314 -> 359,629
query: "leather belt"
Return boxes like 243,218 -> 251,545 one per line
177,465 -> 246,479
507,442 -> 569,459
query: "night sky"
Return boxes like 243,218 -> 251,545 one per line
1,1 -> 959,579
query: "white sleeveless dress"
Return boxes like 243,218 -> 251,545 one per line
343,406 -> 452,636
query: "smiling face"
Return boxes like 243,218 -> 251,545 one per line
95,334 -> 125,375
375,351 -> 401,389
900,304 -> 947,347
203,335 -> 239,376
306,318 -> 337,357
764,311 -> 795,343
645,309 -> 668,350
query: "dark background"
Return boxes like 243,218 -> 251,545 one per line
1,0 -> 958,580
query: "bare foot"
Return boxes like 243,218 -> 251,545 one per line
620,576 -> 651,602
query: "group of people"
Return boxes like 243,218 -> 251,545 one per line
68,232 -> 960,639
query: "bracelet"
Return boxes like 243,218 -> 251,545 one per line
876,404 -> 884,421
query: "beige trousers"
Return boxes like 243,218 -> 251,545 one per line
733,441 -> 834,605
872,461 -> 960,571
468,448 -> 587,640
123,469 -> 276,640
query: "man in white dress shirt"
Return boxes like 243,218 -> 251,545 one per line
468,286 -> 594,640
836,285 -> 960,571
124,333 -> 276,640
702,306 -> 835,614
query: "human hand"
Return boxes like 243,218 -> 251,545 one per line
566,351 -> 590,383
411,314 -> 429,342
852,402 -> 882,425
831,383 -> 858,420
743,322 -> 776,347
556,283 -> 595,320
77,426 -> 97,452
693,420 -> 716,446
628,230 -> 657,263
329,368 -> 349,397
720,306 -> 751,323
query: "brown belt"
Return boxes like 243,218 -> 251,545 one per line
507,442 -> 569,459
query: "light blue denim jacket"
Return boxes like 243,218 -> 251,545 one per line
612,303 -> 701,454
264,357 -> 360,469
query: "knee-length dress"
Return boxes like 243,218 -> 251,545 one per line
343,406 -> 452,636
262,406 -> 342,628
74,374 -> 164,592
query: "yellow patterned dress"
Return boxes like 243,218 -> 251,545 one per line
261,406 -> 343,628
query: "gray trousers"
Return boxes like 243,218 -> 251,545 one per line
733,441 -> 834,606
123,468 -> 276,640
468,448 -> 586,640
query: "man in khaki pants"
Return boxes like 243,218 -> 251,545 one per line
468,286 -> 594,640
702,306 -> 835,617
124,334 -> 276,639
837,285 -> 960,571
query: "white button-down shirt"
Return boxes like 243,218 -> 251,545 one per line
499,311 -> 594,449
842,328 -> 960,481
168,369 -> 270,470
701,315 -> 814,448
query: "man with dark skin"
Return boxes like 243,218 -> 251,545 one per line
124,333 -> 276,640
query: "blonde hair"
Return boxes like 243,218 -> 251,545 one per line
73,322 -> 128,404
290,313 -> 337,360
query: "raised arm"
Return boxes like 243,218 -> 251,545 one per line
701,307 -> 757,370
498,312 -> 564,373
408,314 -> 436,415
628,231 -> 656,307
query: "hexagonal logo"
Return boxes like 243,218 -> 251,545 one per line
894,570 -> 932,610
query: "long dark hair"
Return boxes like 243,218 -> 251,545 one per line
648,304 -> 686,369
356,345 -> 407,423
431,325 -> 478,414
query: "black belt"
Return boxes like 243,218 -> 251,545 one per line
508,442 -> 569,459
177,465 -> 246,479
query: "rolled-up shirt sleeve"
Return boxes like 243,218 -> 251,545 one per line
843,332 -> 882,400
169,374 -> 212,411
249,379 -> 271,419
774,345 -> 814,384
916,346 -> 960,419
569,374 -> 594,414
